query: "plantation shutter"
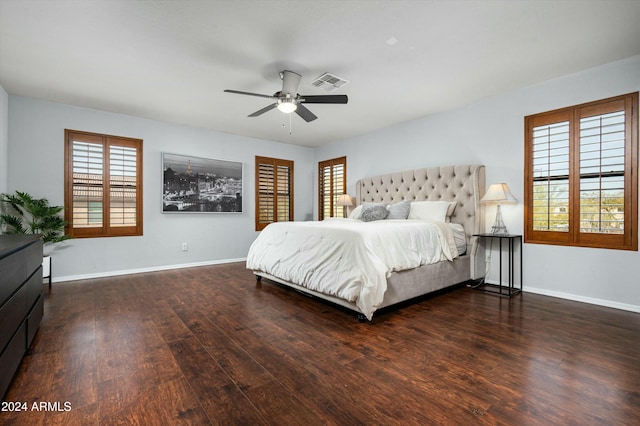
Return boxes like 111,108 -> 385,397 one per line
65,130 -> 143,238
578,110 -> 626,234
255,156 -> 294,231
276,164 -> 291,222
109,141 -> 139,228
531,116 -> 571,235
71,136 -> 105,231
524,93 -> 637,250
318,156 -> 347,220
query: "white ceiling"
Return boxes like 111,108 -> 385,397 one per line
1,0 -> 639,148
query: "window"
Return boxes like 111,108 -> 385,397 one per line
524,93 -> 638,250
255,156 -> 294,231
318,156 -> 347,220
64,130 -> 143,238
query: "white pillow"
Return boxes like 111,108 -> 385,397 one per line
408,201 -> 451,222
348,204 -> 363,219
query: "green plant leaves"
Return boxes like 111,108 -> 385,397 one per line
0,191 -> 71,244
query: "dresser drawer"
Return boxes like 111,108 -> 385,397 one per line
27,294 -> 44,347
0,322 -> 26,399
26,266 -> 43,310
24,239 -> 43,277
0,285 -> 27,353
0,251 -> 27,306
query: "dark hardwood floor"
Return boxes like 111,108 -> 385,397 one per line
2,262 -> 639,425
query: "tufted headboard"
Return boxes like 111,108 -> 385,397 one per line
355,164 -> 486,279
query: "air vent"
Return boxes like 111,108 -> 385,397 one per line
310,72 -> 349,92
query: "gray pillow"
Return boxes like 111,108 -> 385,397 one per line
361,204 -> 388,222
362,202 -> 386,210
386,200 -> 411,220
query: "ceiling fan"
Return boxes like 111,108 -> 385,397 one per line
224,70 -> 348,122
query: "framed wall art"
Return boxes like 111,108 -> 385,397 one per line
162,153 -> 243,213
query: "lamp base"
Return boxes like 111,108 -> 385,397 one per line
490,204 -> 509,235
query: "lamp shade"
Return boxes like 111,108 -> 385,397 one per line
336,194 -> 353,207
481,183 -> 517,204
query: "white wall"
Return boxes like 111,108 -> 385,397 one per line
0,84 -> 8,193
7,96 -> 314,280
315,55 -> 640,312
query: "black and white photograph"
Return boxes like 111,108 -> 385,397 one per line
162,153 -> 243,213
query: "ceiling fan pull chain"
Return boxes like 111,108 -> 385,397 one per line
289,113 -> 293,135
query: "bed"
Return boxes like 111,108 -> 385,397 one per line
247,164 -> 486,321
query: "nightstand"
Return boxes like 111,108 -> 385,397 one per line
472,233 -> 522,297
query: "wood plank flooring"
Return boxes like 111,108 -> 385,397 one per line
2,262 -> 639,425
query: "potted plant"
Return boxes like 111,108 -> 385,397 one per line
0,190 -> 71,283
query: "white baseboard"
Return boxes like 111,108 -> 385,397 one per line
52,258 -> 247,283
483,278 -> 640,313
523,285 -> 640,314
487,280 -> 640,313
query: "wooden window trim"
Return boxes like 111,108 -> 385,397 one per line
255,156 -> 294,231
64,129 -> 143,238
318,156 -> 347,220
524,93 -> 638,251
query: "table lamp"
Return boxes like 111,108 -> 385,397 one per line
336,194 -> 353,218
481,183 -> 517,234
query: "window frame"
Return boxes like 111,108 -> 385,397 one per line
524,92 -> 638,250
254,156 -> 294,231
318,156 -> 347,220
64,129 -> 143,238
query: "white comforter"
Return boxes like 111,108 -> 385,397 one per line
246,219 -> 458,320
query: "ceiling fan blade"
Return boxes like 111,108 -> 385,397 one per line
300,95 -> 348,104
248,103 -> 277,117
224,89 -> 275,99
281,70 -> 302,95
295,104 -> 318,122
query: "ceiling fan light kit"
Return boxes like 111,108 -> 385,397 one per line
276,96 -> 297,113
225,70 -> 348,123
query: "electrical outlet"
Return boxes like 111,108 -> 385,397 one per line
181,243 -> 188,252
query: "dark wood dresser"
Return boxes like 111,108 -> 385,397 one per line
0,235 -> 44,398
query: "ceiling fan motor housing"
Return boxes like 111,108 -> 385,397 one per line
280,70 -> 302,96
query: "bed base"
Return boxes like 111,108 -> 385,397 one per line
255,272 -> 369,321
252,254 -> 472,322
253,271 -> 366,315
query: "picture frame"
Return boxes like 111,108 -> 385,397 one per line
162,152 -> 243,213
